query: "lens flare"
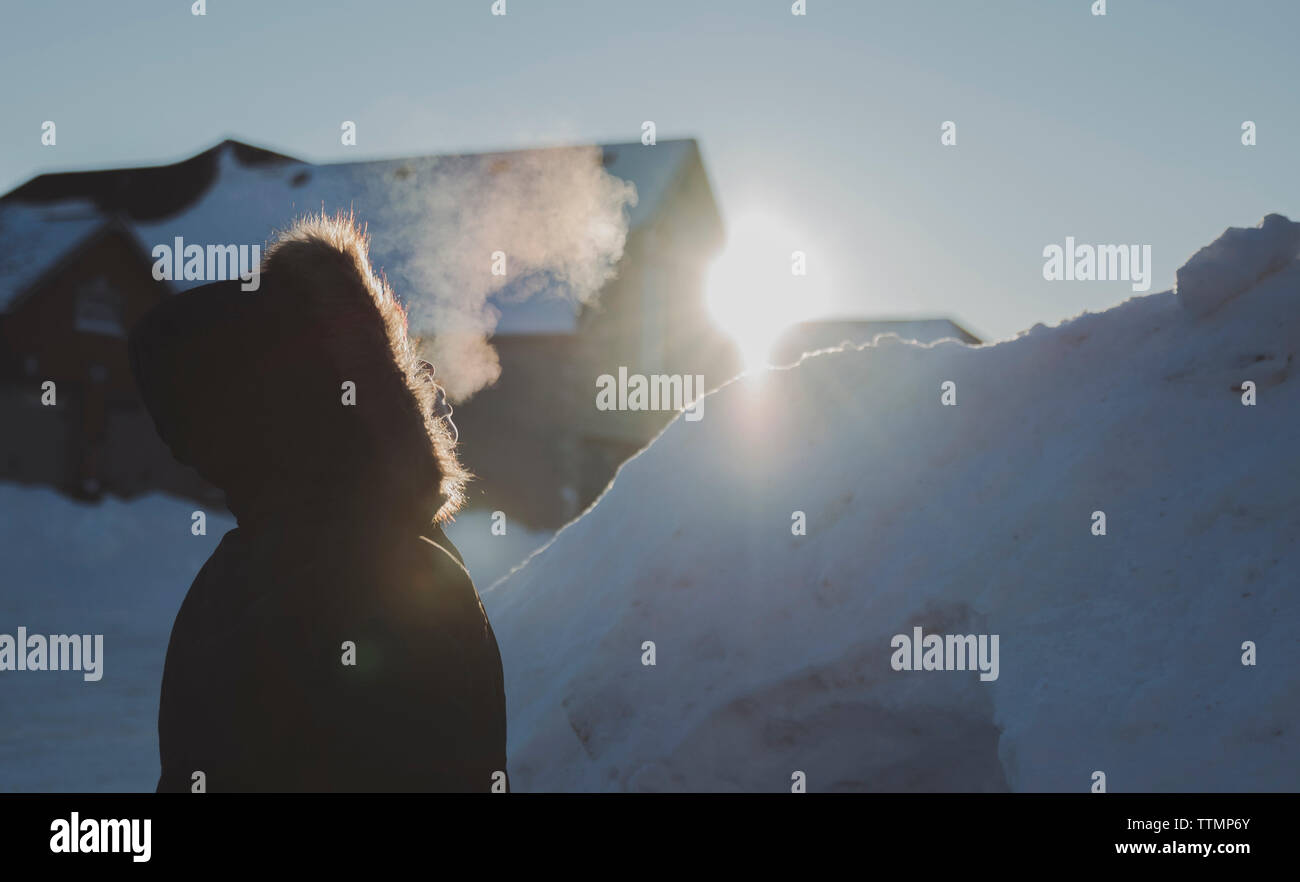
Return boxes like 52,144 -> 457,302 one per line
706,211 -> 827,371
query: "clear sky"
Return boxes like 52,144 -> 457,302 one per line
1,0 -> 1296,342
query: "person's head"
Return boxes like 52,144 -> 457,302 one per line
130,212 -> 469,526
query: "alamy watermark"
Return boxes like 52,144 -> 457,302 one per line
596,367 -> 705,421
0,626 -> 103,681
50,813 -> 150,862
151,236 -> 261,291
890,626 -> 999,682
1043,237 -> 1152,292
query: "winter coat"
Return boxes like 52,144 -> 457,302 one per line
129,214 -> 507,792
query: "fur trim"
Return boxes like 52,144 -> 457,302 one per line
261,211 -> 468,522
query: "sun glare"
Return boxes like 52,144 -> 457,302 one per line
706,211 -> 827,372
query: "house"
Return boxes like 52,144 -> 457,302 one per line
0,203 -> 210,500
0,139 -> 739,526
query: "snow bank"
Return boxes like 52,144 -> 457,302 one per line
486,215 -> 1300,792
1177,213 -> 1300,318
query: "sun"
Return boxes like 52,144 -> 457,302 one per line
705,211 -> 827,372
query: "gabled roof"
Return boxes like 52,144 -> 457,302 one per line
0,139 -> 712,333
0,201 -> 111,310
5,140 -> 297,222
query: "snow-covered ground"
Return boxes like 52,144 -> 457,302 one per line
0,488 -> 232,791
484,215 -> 1300,792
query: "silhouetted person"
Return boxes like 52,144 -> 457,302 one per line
129,214 -> 507,792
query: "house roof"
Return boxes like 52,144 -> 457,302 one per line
0,201 -> 109,309
0,138 -> 710,332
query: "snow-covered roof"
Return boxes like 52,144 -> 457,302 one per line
0,200 -> 109,310
0,139 -> 705,334
602,140 -> 694,230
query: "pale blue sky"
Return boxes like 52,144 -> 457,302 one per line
1,0 -> 1296,341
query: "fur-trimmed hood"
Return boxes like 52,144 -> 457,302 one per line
129,213 -> 467,526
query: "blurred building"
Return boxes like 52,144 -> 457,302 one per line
0,139 -> 738,525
